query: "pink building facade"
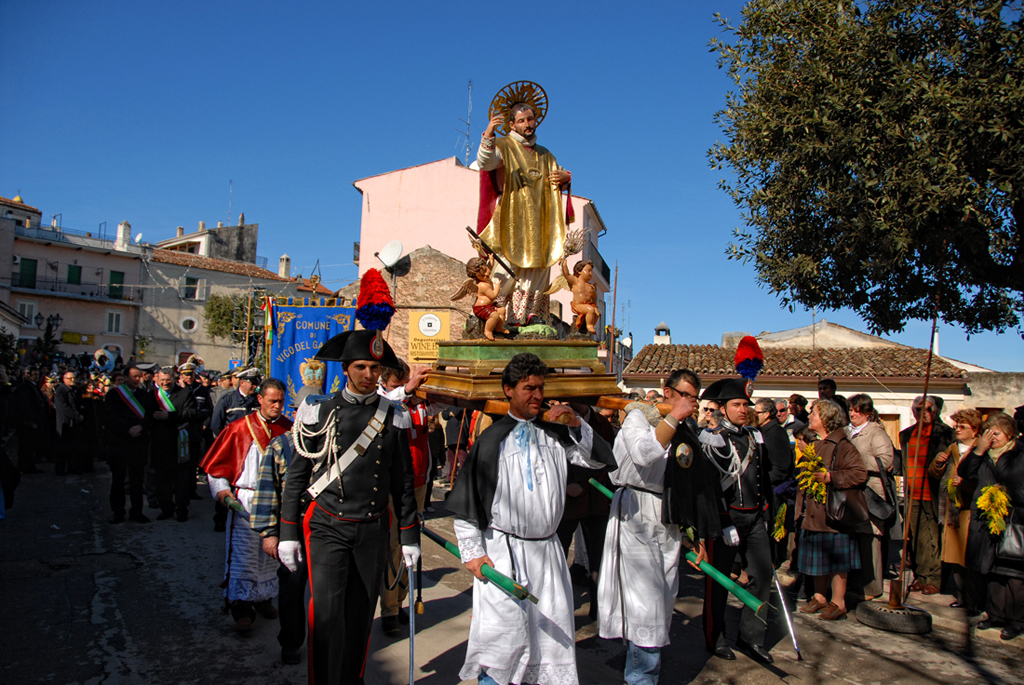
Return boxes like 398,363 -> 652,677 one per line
352,157 -> 612,328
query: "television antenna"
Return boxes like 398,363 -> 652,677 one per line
457,80 -> 472,165
375,240 -> 404,270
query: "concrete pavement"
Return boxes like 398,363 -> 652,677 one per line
3,463 -> 1024,684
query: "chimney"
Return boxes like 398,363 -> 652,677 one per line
198,220 -> 206,231
217,221 -> 224,228
115,221 -> 131,250
176,226 -> 185,237
238,212 -> 245,227
279,254 -> 291,279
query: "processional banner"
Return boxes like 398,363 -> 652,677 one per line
267,301 -> 355,418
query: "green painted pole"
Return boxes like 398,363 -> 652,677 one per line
422,526 -> 539,604
223,495 -> 245,513
588,478 -> 767,619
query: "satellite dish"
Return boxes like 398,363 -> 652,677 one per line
377,240 -> 404,269
134,233 -> 143,243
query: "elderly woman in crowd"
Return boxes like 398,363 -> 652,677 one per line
795,399 -> 869,620
958,413 -> 1024,640
930,409 -> 983,615
847,393 -> 895,600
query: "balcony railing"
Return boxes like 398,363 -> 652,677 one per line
12,275 -> 142,302
585,240 -> 612,286
14,224 -> 146,254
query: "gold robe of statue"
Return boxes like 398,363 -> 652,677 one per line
478,134 -> 568,323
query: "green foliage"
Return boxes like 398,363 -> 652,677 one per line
709,0 -> 1024,334
34,323 -> 61,366
203,293 -> 247,342
0,326 -> 18,372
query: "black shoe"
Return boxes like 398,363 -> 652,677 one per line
967,610 -> 983,619
108,513 -> 126,524
148,500 -> 160,510
128,512 -> 151,523
1001,625 -> 1022,641
950,601 -> 964,608
398,607 -> 409,625
176,511 -> 188,523
156,511 -> 174,521
977,619 -> 997,631
736,639 -> 774,664
710,644 -> 736,660
281,646 -> 301,665
255,599 -> 278,620
54,462 -> 67,475
381,615 -> 401,637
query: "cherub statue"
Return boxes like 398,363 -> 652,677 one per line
451,255 -> 510,341
546,256 -> 599,334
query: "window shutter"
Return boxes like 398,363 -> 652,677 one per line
196,279 -> 208,301
177,277 -> 186,299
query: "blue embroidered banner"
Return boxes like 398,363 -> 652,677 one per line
268,304 -> 355,417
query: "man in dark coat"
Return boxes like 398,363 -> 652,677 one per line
54,370 -> 85,475
211,368 -> 260,436
177,360 -> 212,497
11,369 -> 47,474
150,368 -> 197,521
104,365 -> 154,524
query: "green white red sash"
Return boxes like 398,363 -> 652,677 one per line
156,387 -> 176,412
114,385 -> 146,419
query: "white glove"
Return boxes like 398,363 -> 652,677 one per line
723,526 -> 740,547
402,544 -> 421,568
279,541 -> 304,573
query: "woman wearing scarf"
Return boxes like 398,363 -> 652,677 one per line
958,412 -> 1024,641
929,409 -> 983,615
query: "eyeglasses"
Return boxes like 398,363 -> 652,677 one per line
667,386 -> 700,401
703,407 -> 715,414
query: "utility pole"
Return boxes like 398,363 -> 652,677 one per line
611,262 -> 618,378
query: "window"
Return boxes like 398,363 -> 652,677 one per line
17,258 -> 37,288
180,317 -> 198,333
108,270 -> 124,300
67,265 -> 82,285
16,300 -> 36,322
180,276 -> 207,301
105,309 -> 123,334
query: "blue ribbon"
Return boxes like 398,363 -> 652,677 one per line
513,420 -> 537,492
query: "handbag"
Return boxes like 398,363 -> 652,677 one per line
996,509 -> 1024,562
827,485 -> 871,533
865,456 -> 897,524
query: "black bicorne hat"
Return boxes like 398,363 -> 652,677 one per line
316,329 -> 399,367
700,377 -> 754,404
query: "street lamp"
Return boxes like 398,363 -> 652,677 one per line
47,313 -> 63,329
34,312 -> 44,329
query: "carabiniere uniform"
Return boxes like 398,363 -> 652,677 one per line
697,377 -> 775,655
279,330 -> 419,685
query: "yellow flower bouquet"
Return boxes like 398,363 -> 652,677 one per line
795,443 -> 827,505
977,484 -> 1010,535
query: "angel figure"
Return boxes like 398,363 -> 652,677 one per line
546,257 -> 599,334
452,255 -> 510,341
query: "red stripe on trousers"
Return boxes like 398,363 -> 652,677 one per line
704,538 -> 715,650
303,503 -> 317,684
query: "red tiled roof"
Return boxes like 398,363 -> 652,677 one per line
623,344 -> 968,380
151,249 -> 290,281
0,195 -> 41,213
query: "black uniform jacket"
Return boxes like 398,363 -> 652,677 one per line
662,422 -> 725,540
279,393 -> 419,546
446,414 -> 616,532
211,389 -> 258,437
149,386 -> 197,469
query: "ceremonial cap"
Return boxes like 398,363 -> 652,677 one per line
700,378 -> 754,404
236,367 -> 261,382
136,362 -> 160,374
315,329 -> 399,367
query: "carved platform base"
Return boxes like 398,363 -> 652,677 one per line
420,339 -> 622,407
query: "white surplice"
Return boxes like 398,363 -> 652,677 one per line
453,414 -> 604,685
597,409 -> 683,648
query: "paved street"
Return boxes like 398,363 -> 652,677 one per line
3,462 -> 1024,685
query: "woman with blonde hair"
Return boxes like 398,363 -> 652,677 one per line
930,408 -> 983,614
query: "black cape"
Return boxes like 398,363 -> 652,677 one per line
446,414 -> 616,531
661,423 -> 725,540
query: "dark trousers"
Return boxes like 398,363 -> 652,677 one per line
56,424 -> 86,473
951,565 -> 987,613
278,549 -> 309,650
109,459 -> 145,516
703,509 -> 773,650
556,513 -> 609,575
305,504 -> 389,685
988,575 -> 1024,627
16,425 -> 39,472
154,462 -> 192,516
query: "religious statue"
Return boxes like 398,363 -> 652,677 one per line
476,81 -> 573,325
451,255 -> 512,341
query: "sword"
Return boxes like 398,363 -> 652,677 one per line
408,557 -> 416,685
765,522 -> 802,660
465,226 -> 518,281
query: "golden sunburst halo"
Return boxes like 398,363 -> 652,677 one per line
488,81 -> 548,136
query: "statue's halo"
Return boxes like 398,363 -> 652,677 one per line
488,81 -> 548,136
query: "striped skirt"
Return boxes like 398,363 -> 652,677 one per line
796,529 -> 861,576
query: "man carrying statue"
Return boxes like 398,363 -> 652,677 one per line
476,81 -> 574,325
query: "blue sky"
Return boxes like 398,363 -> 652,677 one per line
2,1 -> 1021,371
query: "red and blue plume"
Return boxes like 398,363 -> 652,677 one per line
355,269 -> 395,331
734,335 -> 764,381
